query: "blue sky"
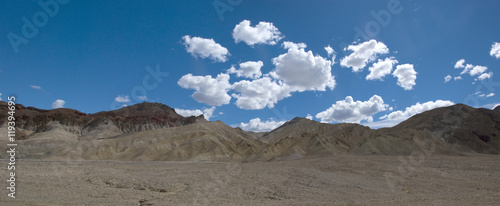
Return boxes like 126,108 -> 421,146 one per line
1,0 -> 500,131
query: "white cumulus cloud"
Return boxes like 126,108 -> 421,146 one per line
477,72 -> 493,81
380,100 -> 454,121
491,42 -> 500,59
271,41 -> 336,92
469,65 -> 488,76
232,20 -> 284,46
366,57 -> 398,80
52,99 -> 66,109
181,35 -> 230,62
178,73 -> 232,106
227,60 -> 263,79
455,60 -> 491,81
392,64 -> 417,90
316,95 -> 388,123
175,106 -> 216,120
232,76 -> 291,110
454,59 -> 465,69
325,45 -> 334,56
239,118 -> 286,132
340,39 -> 389,72
306,114 -> 313,120
115,95 -> 131,103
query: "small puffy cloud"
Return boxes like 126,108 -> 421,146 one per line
380,100 -> 454,121
52,99 -> 65,109
305,114 -> 313,120
181,35 -> 229,62
0,93 -> 2,101
454,76 -> 462,81
460,64 -> 474,75
324,45 -> 336,65
455,60 -> 490,81
392,64 -> 417,90
239,118 -> 286,132
340,39 -> 389,72
477,72 -> 493,81
487,93 -> 495,97
272,41 -> 336,92
469,65 -> 488,76
454,59 -> 465,69
178,73 -> 232,106
30,85 -> 41,90
491,42 -> 500,59
315,95 -> 388,123
232,76 -> 291,110
232,20 -> 284,46
115,95 -> 131,103
444,75 -> 452,83
325,45 -> 334,56
366,57 -> 398,80
175,106 -> 216,120
227,61 -> 263,79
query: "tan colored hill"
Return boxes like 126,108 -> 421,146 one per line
0,102 -> 499,161
248,117 -> 372,161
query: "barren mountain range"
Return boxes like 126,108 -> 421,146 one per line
1,101 -> 499,161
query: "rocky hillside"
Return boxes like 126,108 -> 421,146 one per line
0,101 -> 206,141
355,104 -> 500,155
247,117 -> 372,161
0,102 -> 499,161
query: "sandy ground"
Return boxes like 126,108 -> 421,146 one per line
1,155 -> 499,206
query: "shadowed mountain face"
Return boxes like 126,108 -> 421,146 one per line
0,102 -> 499,161
0,102 -> 206,141
355,104 -> 500,155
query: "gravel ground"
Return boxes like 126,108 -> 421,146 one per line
1,155 -> 499,205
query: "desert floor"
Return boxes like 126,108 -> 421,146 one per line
1,155 -> 499,206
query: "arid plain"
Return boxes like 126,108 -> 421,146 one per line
1,155 -> 500,206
